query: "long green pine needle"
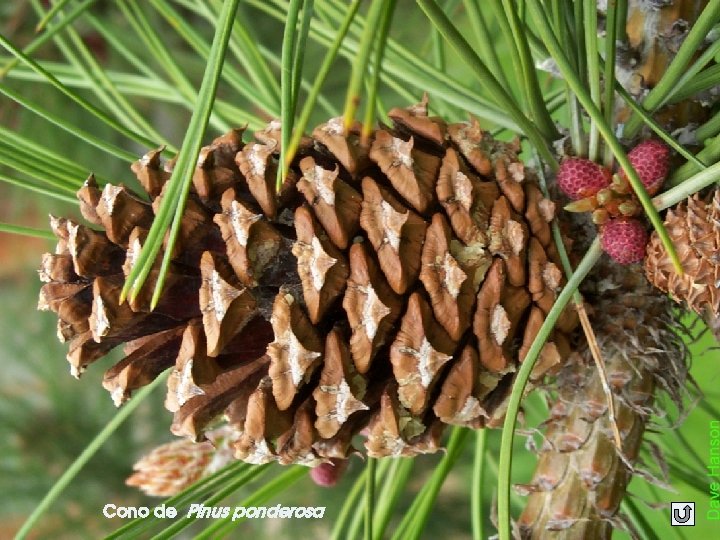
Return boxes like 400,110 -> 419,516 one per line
486,0 -> 528,111
665,35 -> 720,107
0,32 -> 162,150
26,0 -> 170,150
342,0 -> 387,131
696,108 -> 720,141
217,1 -> 282,104
463,0 -> 512,91
666,64 -> 720,105
496,239 -> 603,540
119,0 -> 197,102
0,82 -> 137,162
372,458 -> 414,539
117,0 -> 232,132
284,0 -> 362,172
0,124 -> 101,180
15,373 -> 168,539
365,458 -> 376,540
613,81 -> 705,170
471,430 -> 487,540
416,0 -> 558,169
35,0 -> 74,32
291,0 -> 315,112
278,0 -> 306,189
345,460 -> 394,540
654,159 -> 720,211
670,133 -> 720,186
0,142 -> 82,191
391,427 -> 470,540
0,0 -> 97,78
362,0 -> 397,142
0,173 -> 78,204
58,12 -> 172,149
121,0 -> 241,306
602,0 -> 620,167
500,0 -> 558,140
0,222 -> 55,240
330,465 -> 374,540
251,0 -> 521,131
149,0 -> 280,117
583,0 -> 600,161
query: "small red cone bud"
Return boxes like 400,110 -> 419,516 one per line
622,140 -> 670,196
600,217 -> 649,265
557,158 -> 612,200
310,458 -> 348,487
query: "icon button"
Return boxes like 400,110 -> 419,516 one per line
670,502 -> 695,526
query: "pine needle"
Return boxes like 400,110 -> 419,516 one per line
278,0 -> 307,189
35,0 -> 74,33
576,303 -> 623,449
15,374 -> 168,540
342,0 -> 386,131
120,0 -> 241,306
0,222 -> 55,240
497,239 -> 603,540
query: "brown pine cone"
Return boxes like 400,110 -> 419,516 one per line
38,98 -> 577,465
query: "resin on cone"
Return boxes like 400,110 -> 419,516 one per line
38,97 -> 578,465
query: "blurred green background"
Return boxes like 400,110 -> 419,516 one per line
1,2 -> 719,538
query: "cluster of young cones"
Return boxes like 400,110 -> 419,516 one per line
557,140 -> 671,265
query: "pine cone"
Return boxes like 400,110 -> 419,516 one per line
644,188 -> 720,318
38,98 -> 577,465
518,262 -> 687,539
